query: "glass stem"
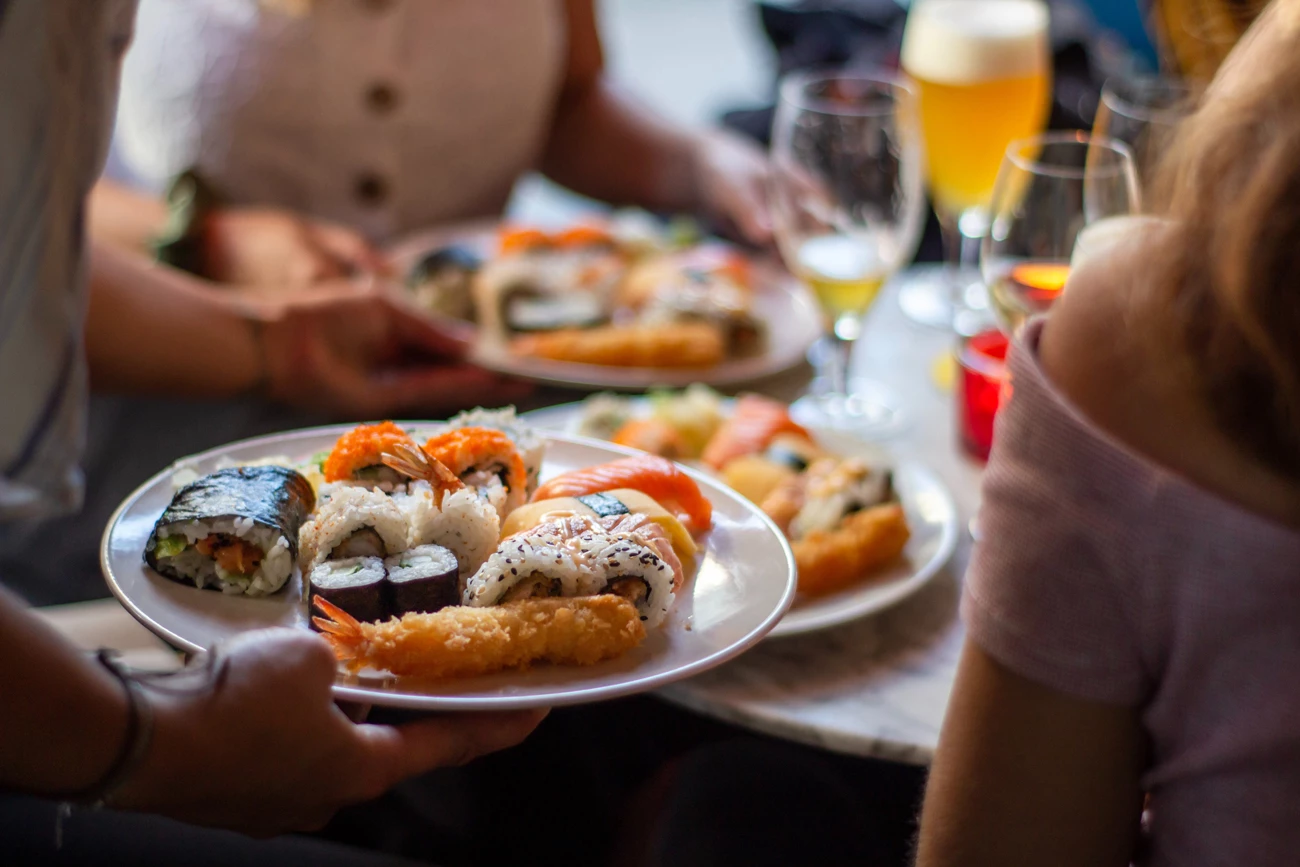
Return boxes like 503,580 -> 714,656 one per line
939,209 -> 964,273
826,313 -> 860,396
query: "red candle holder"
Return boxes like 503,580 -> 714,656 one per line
956,328 -> 1009,462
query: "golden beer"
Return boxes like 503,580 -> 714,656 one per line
901,0 -> 1052,216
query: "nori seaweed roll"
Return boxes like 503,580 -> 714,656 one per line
309,557 -> 386,624
144,466 -> 315,596
384,545 -> 459,616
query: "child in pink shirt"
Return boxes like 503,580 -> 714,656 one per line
917,2 -> 1300,864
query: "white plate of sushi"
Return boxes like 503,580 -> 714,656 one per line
523,393 -> 960,637
101,412 -> 798,710
386,219 -> 823,391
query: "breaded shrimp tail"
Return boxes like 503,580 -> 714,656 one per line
313,596 -> 646,679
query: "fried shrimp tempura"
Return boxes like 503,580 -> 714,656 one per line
510,323 -> 726,368
792,503 -> 910,597
312,596 -> 646,679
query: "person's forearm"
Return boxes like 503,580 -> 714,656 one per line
540,78 -> 705,213
89,179 -> 170,254
85,242 -> 263,396
0,586 -> 130,796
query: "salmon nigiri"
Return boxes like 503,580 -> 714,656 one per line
531,455 -> 713,533
701,394 -> 813,470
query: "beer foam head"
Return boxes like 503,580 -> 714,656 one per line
901,0 -> 1049,84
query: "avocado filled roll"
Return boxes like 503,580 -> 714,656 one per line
144,466 -> 315,597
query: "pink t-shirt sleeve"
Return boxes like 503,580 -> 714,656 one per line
962,332 -> 1149,706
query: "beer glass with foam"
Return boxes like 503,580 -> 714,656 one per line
896,0 -> 1052,327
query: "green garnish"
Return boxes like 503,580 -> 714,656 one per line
309,450 -> 330,467
667,215 -> 703,248
154,536 -> 187,558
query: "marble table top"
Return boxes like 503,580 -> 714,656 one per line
657,269 -> 985,765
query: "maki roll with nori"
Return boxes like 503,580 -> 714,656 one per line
407,244 -> 482,321
144,466 -> 315,596
309,557 -> 386,623
384,545 -> 459,616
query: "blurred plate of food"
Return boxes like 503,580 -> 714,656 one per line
524,388 -> 959,636
102,409 -> 796,710
386,213 -> 822,390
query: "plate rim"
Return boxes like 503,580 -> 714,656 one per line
387,222 -> 822,392
100,425 -> 798,710
521,400 -> 959,636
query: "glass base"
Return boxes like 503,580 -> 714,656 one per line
896,264 -> 984,330
790,381 -> 907,439
897,266 -> 954,329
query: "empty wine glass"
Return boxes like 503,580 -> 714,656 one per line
1092,75 -> 1193,195
982,132 -> 1140,335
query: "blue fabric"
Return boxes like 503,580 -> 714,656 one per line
1086,0 -> 1159,70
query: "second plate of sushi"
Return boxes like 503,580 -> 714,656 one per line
103,409 -> 797,709
524,389 -> 959,636
386,215 -> 823,390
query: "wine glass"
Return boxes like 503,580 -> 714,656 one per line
1092,75 -> 1193,195
770,70 -> 926,434
981,132 -> 1140,336
896,0 -> 1052,328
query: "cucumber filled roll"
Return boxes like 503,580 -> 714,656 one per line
299,486 -> 410,568
309,556 -> 386,624
384,545 -> 459,616
144,466 -> 315,596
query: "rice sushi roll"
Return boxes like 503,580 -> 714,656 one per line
299,486 -> 410,568
397,482 -> 499,578
463,518 -> 607,607
588,534 -> 675,627
439,407 -> 546,495
144,466 -> 314,597
384,545 -> 459,616
309,556 -> 386,624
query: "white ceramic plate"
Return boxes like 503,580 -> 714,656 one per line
523,402 -> 959,637
101,429 -> 797,710
387,223 -> 822,391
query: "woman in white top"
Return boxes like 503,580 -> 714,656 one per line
92,0 -> 770,289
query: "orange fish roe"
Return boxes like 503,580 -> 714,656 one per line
323,421 -> 415,482
422,427 -> 528,514
554,224 -> 614,248
498,227 -> 552,255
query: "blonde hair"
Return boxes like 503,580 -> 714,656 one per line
1149,0 -> 1265,80
1153,0 -> 1300,475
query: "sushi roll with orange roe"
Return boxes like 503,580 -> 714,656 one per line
323,422 -> 416,487
423,427 -> 529,520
